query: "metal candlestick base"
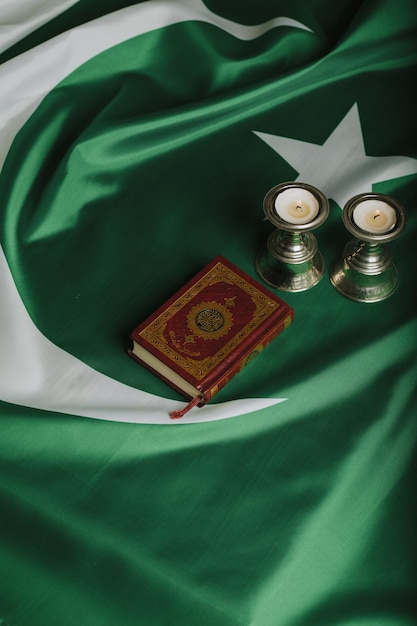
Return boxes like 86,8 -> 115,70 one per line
330,193 -> 407,303
255,182 -> 329,292
330,240 -> 398,302
256,232 -> 325,292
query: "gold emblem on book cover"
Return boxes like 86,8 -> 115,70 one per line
139,261 -> 283,380
187,301 -> 233,340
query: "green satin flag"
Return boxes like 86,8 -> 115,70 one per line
0,1 -> 416,624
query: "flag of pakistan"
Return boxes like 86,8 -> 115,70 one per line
0,1 -> 416,625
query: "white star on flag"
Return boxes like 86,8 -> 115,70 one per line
253,103 -> 417,208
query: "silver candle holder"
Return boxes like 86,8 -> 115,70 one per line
330,192 -> 407,302
255,182 -> 330,292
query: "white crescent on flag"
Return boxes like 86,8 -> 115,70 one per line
0,0 -> 80,53
0,0 -> 311,171
0,0 -> 302,424
0,246 -> 285,424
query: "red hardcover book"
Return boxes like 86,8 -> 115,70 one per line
128,256 -> 294,418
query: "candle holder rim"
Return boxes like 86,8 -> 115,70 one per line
263,181 -> 330,232
342,192 -> 407,243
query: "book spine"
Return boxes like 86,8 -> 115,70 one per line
198,310 -> 294,404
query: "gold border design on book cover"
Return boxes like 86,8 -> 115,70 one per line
140,262 -> 280,380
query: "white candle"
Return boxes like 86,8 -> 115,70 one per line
274,187 -> 319,225
352,199 -> 396,234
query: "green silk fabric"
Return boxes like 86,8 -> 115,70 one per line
0,1 -> 416,624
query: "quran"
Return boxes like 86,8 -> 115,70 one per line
129,256 -> 294,418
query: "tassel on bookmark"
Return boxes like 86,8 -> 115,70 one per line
169,396 -> 201,419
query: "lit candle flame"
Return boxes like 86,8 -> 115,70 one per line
274,188 -> 320,224
352,200 -> 396,234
